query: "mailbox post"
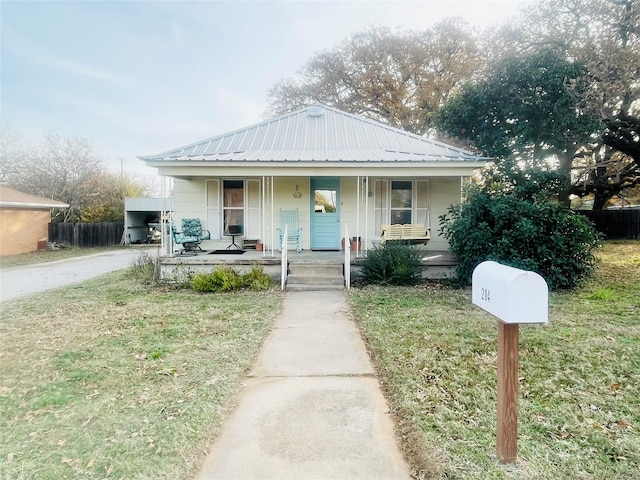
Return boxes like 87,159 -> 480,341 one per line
472,261 -> 548,464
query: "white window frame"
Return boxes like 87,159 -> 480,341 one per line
374,179 -> 431,232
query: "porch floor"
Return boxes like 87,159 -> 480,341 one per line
159,249 -> 456,266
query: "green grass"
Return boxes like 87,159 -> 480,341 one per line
349,240 -> 640,479
0,270 -> 282,479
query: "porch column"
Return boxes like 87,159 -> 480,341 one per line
262,175 -> 275,257
355,176 -> 369,256
160,175 -> 172,256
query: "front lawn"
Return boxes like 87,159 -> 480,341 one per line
0,272 -> 282,479
350,240 -> 640,479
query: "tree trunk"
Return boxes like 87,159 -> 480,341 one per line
592,191 -> 609,212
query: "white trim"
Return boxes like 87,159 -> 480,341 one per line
150,164 -> 484,179
0,201 -> 69,209
375,178 -> 432,227
205,179 -> 221,239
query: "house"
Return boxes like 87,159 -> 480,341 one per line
139,104 -> 489,283
0,185 -> 69,256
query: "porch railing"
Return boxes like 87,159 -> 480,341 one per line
344,224 -> 351,290
281,224 -> 288,290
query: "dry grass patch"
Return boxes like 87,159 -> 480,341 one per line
0,270 -> 282,479
0,246 -> 130,269
349,241 -> 640,479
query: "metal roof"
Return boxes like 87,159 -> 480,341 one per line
139,103 -> 488,164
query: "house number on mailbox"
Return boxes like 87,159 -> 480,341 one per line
481,288 -> 491,302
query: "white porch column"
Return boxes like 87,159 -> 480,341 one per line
262,175 -> 275,257
355,176 -> 369,256
160,175 -> 172,256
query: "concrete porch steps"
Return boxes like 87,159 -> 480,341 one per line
286,260 -> 345,291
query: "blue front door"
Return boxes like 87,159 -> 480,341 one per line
310,177 -> 340,250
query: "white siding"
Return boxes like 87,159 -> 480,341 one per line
245,179 -> 261,239
170,175 -> 464,252
429,177 -> 462,250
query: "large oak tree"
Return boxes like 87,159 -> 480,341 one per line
491,0 -> 640,208
267,20 -> 480,135
437,48 -> 601,205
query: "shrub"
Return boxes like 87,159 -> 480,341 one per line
439,189 -> 600,290
241,266 -> 274,291
191,267 -> 242,293
361,242 -> 422,285
190,266 -> 273,293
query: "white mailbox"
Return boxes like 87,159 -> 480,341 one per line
472,261 -> 548,324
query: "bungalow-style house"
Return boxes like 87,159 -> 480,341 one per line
0,185 -> 69,256
139,104 -> 488,285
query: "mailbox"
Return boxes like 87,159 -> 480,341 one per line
472,261 -> 548,324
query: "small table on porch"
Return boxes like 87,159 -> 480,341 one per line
226,225 -> 243,250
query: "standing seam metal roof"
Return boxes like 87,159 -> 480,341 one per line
139,103 -> 487,163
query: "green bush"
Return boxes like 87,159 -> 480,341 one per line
190,266 -> 273,293
361,242 -> 422,285
241,266 -> 274,291
191,267 -> 242,293
439,189 -> 600,290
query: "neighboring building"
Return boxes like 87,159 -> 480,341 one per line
139,103 -> 489,253
0,185 -> 69,256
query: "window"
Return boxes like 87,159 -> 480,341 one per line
223,180 -> 244,235
373,179 -> 431,234
314,189 -> 337,213
390,180 -> 412,224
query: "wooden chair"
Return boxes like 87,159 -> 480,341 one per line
277,208 -> 302,252
171,218 -> 211,255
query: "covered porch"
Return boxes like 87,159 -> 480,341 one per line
155,172 -> 464,256
157,247 -> 458,287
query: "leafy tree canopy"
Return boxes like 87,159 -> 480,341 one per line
437,47 -> 602,203
487,0 -> 640,208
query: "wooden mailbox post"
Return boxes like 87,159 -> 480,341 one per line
472,261 -> 548,463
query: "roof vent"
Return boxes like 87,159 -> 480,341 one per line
307,105 -> 325,117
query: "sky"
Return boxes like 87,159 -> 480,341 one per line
1,0 -> 531,180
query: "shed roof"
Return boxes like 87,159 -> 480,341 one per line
139,104 -> 488,164
0,185 -> 70,209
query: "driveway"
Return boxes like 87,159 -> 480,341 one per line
0,247 -> 158,303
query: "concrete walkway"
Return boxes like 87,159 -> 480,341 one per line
195,290 -> 411,480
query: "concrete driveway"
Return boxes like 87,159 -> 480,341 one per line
0,247 -> 158,303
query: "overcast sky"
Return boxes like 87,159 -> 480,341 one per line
1,0 -> 530,177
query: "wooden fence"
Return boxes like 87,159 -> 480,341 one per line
577,209 -> 640,240
49,222 -> 124,248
